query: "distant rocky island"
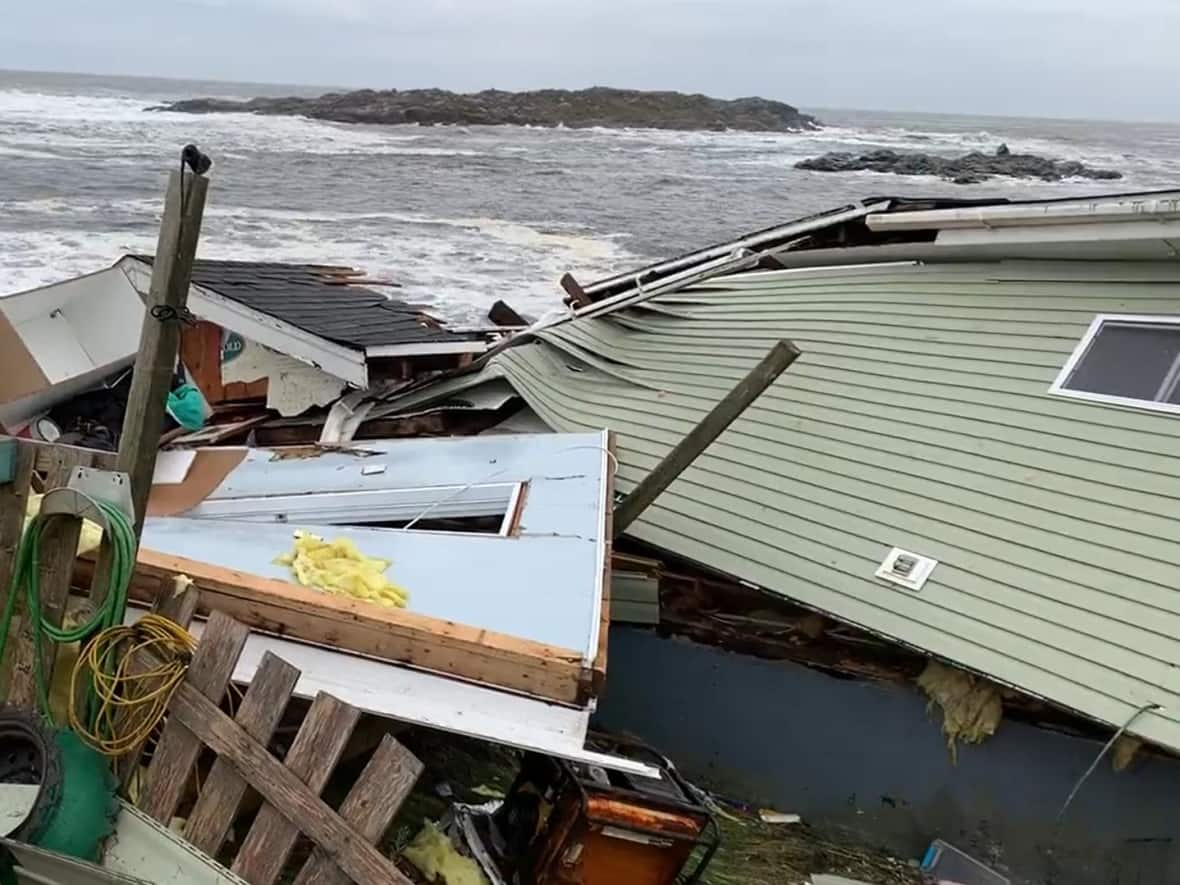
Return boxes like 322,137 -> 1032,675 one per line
151,86 -> 821,132
796,145 -> 1122,184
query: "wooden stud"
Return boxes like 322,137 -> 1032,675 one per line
167,681 -> 413,885
293,734 -> 424,885
0,441 -> 36,703
183,652 -> 300,859
127,550 -> 588,703
92,167 -> 209,608
33,446 -> 92,671
139,611 -> 248,824
232,693 -> 360,885
613,339 -> 800,537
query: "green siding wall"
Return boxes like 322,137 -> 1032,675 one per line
490,260 -> 1180,752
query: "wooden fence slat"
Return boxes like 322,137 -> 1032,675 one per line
183,652 -> 300,858
167,682 -> 413,885
293,734 -> 423,885
0,441 -> 35,700
232,693 -> 360,885
168,684 -> 412,885
139,611 -> 249,823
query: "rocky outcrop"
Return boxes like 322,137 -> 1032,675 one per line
151,86 -> 821,132
795,145 -> 1121,184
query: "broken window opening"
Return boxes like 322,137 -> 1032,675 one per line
188,481 -> 525,537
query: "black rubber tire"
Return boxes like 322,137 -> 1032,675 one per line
0,707 -> 62,844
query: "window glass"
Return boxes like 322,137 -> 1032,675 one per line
1064,322 -> 1180,402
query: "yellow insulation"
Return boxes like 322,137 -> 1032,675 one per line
916,660 -> 1003,762
402,821 -> 487,885
274,530 -> 408,608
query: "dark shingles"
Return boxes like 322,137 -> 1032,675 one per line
132,256 -> 476,350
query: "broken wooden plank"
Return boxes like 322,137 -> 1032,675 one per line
167,681 -> 413,885
139,611 -> 249,824
232,693 -> 360,885
613,339 -> 800,536
0,440 -> 36,702
34,446 -> 93,672
183,651 -> 300,859
293,734 -> 423,885
127,550 -> 588,703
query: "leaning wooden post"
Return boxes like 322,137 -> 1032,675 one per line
91,159 -> 210,608
613,339 -> 800,537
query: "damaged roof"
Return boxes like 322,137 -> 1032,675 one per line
130,256 -> 478,351
381,190 -> 1180,754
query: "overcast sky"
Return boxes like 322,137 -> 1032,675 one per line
4,0 -> 1178,122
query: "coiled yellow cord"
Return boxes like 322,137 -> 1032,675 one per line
69,614 -> 196,758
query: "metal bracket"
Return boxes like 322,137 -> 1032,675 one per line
39,467 -> 135,531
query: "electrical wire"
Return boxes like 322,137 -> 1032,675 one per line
68,614 -> 195,758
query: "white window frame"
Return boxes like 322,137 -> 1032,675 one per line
185,481 -> 526,537
1049,313 -> 1180,416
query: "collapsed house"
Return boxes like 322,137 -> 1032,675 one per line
346,189 -> 1180,885
6,188 -> 1180,884
0,256 -> 496,445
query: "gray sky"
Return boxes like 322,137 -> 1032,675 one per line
5,0 -> 1179,121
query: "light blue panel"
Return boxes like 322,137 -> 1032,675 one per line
194,431 -> 608,539
144,431 -> 612,657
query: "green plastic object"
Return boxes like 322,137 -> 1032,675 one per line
166,384 -> 207,432
34,730 -> 119,863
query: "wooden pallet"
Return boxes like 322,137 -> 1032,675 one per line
136,610 -> 424,885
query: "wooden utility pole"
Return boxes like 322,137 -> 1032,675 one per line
613,339 -> 800,537
92,164 -> 210,605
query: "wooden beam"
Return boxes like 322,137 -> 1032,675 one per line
33,447 -> 93,679
560,272 -> 591,308
233,693 -> 360,885
613,339 -> 800,537
139,611 -> 248,824
166,680 -> 414,885
0,440 -> 36,703
127,550 -> 587,703
92,167 -> 209,609
293,734 -> 423,885
183,651 -> 300,858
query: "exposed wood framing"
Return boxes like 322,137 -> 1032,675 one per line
127,549 -> 589,703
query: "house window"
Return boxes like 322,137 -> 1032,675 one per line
1050,315 -> 1180,413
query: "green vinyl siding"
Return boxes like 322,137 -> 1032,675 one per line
470,260 -> 1180,752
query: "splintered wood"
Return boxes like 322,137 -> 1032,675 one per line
137,611 -> 423,885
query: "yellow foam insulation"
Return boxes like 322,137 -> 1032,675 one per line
1112,735 -> 1143,772
916,660 -> 1003,762
274,530 -> 408,608
25,494 -> 103,556
402,821 -> 487,885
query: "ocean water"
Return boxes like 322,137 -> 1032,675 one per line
2,69 -> 1179,324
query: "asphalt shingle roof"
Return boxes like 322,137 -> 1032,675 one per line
134,257 -> 464,350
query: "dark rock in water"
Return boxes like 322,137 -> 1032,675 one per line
151,86 -> 822,133
795,147 -> 1121,183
